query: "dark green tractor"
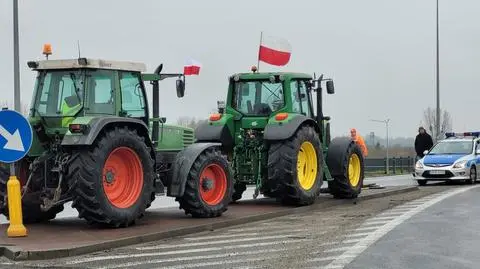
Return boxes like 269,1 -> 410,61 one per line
0,57 -> 233,227
194,67 -> 364,205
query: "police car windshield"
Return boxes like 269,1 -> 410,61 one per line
428,140 -> 473,155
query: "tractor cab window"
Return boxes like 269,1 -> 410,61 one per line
232,80 -> 284,116
290,80 -> 312,117
119,71 -> 146,118
33,70 -> 84,117
84,70 -> 115,115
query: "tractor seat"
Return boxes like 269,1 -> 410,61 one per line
253,103 -> 272,115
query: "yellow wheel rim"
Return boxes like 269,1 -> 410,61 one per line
297,141 -> 318,190
348,153 -> 361,187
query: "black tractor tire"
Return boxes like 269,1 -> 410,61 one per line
68,127 -> 155,228
0,163 -> 64,223
231,182 -> 246,202
326,138 -> 365,199
176,147 -> 233,218
267,125 -> 323,206
417,180 -> 427,186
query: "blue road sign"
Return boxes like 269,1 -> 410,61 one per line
0,110 -> 32,163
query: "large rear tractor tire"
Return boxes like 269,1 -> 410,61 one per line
68,127 -> 154,228
176,147 -> 233,217
0,163 -> 64,223
326,138 -> 364,199
267,125 -> 323,206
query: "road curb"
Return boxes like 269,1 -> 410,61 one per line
1,185 -> 418,261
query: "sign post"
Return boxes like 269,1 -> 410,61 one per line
0,110 -> 33,237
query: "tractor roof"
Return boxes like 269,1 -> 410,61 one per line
231,72 -> 312,80
27,58 -> 146,72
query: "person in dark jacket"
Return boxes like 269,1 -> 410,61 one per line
415,127 -> 434,158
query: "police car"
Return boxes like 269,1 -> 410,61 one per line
413,132 -> 480,186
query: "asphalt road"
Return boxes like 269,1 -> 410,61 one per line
345,184 -> 480,269
3,181 -> 453,269
0,174 -> 414,224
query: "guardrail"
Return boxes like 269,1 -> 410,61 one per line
364,156 -> 415,175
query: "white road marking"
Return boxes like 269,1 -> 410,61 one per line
136,234 -> 301,250
348,227 -> 377,232
324,246 -> 356,253
98,247 -> 291,269
322,185 -> 480,269
69,239 -> 309,264
228,225 -> 308,232
361,220 -> 388,226
183,232 -> 262,241
307,256 -> 339,262
342,238 -> 362,244
345,232 -> 371,238
151,257 -> 268,269
368,216 -> 396,221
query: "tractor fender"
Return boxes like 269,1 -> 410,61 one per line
264,114 -> 320,140
195,121 -> 234,149
167,142 -> 222,197
326,137 -> 360,176
61,117 -> 153,148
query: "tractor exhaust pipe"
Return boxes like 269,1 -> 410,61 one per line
151,64 -> 163,146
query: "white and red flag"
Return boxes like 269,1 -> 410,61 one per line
184,59 -> 201,75
258,33 -> 292,66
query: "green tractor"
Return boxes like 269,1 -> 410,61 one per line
0,56 -> 233,227
194,67 -> 364,205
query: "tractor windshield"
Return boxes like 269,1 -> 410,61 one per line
33,70 -> 85,117
232,80 -> 284,116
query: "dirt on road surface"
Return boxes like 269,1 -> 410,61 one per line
0,184 -> 458,269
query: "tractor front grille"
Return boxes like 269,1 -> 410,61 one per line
183,129 -> 194,148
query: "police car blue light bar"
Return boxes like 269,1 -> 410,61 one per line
445,132 -> 480,138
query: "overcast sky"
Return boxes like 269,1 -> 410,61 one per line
1,0 -> 479,139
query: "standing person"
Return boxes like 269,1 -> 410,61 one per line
414,126 -> 433,159
350,128 -> 368,157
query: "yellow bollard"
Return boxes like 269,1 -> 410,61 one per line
6,175 -> 27,237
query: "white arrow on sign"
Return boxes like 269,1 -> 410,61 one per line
0,124 -> 25,152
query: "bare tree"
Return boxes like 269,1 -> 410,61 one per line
176,116 -> 207,129
422,107 -> 452,140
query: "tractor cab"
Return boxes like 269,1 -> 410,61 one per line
219,67 -> 335,146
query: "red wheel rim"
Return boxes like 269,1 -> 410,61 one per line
199,164 -> 227,206
102,147 -> 143,208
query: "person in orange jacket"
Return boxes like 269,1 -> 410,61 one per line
350,128 -> 368,157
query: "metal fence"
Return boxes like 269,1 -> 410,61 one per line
364,156 -> 415,175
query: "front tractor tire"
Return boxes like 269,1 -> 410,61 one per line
267,125 -> 323,206
326,138 -> 365,199
68,127 -> 154,228
176,147 -> 233,218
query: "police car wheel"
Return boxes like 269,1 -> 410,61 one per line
469,166 -> 477,184
417,180 -> 427,186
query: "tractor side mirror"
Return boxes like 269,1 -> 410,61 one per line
176,78 -> 185,98
423,150 -> 429,156
160,117 -> 166,123
475,148 -> 480,155
217,100 -> 226,113
326,80 -> 335,94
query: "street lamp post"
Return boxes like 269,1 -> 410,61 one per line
435,0 -> 441,142
13,0 -> 20,112
370,119 -> 390,174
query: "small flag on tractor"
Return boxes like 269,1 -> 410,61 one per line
184,59 -> 201,76
258,33 -> 292,66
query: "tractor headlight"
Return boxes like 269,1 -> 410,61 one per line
415,161 -> 423,169
453,160 -> 467,169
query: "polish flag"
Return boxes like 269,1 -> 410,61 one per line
184,59 -> 201,75
258,34 -> 292,66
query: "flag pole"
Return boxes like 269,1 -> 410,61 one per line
257,31 -> 263,72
